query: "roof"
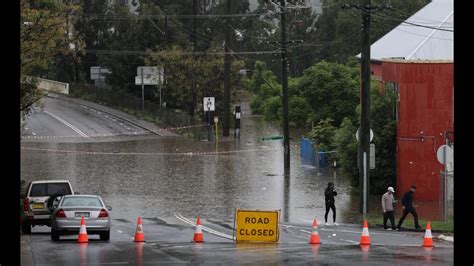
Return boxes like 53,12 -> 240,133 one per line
381,59 -> 453,64
357,0 -> 453,61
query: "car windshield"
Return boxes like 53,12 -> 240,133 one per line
62,197 -> 102,207
30,183 -> 72,197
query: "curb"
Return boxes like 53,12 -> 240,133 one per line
375,224 -> 452,233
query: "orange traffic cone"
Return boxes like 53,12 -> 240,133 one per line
134,216 -> 145,242
422,222 -> 434,247
193,216 -> 204,243
309,218 -> 321,244
77,216 -> 89,243
359,220 -> 371,245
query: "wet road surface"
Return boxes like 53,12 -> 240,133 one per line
22,214 -> 453,265
21,96 -> 453,264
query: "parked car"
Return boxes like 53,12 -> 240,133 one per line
51,195 -> 112,241
21,180 -> 74,234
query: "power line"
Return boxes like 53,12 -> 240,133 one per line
84,49 -> 281,56
385,8 -> 453,25
393,27 -> 453,41
364,9 -> 454,32
81,12 -> 281,20
371,9 -> 453,29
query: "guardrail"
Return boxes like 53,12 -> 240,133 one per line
26,76 -> 69,94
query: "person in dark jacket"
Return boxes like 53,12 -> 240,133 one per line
396,185 -> 421,230
324,182 -> 338,226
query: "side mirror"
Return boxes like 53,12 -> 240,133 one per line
106,206 -> 112,211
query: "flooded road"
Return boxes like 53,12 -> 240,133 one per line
21,107 -> 359,224
20,98 -> 445,224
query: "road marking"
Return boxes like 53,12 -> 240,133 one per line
44,111 -> 89,138
32,132 -> 36,136
345,240 -> 358,244
117,230 -> 123,233
174,213 -> 235,240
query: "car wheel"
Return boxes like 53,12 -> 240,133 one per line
100,231 -> 110,241
51,229 -> 60,241
21,220 -> 31,234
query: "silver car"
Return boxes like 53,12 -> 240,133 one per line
51,195 -> 112,241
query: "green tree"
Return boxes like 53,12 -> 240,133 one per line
288,96 -> 311,127
20,0 -> 78,121
298,61 -> 359,126
146,45 -> 244,117
333,117 -> 358,185
332,81 -> 397,194
307,118 -> 337,151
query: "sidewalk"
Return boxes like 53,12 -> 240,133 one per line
47,93 -> 179,137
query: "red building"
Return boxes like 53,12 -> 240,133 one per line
381,59 -> 453,218
356,0 -> 453,218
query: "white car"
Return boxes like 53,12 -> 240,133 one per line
51,195 -> 112,241
22,180 -> 74,234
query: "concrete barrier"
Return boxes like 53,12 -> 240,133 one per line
27,76 -> 69,94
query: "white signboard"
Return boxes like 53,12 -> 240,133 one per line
90,66 -> 111,80
203,97 -> 215,111
137,66 -> 161,76
136,66 -> 163,85
135,76 -> 159,85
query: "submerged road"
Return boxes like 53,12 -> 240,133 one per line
21,214 -> 453,265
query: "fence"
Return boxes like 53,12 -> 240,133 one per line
300,138 -> 333,168
70,83 -> 207,139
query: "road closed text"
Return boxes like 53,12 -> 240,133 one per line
235,210 -> 279,242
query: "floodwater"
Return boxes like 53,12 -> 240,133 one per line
20,115 -> 446,224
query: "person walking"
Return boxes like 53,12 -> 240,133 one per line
396,185 -> 421,230
324,182 -> 338,226
382,186 -> 397,230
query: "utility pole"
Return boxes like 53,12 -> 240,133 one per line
190,0 -> 198,120
359,0 -> 371,216
223,0 -> 231,137
280,0 -> 290,172
342,0 -> 390,215
266,1 -> 304,172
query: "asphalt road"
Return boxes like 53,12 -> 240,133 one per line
22,96 -> 152,141
21,214 -> 453,265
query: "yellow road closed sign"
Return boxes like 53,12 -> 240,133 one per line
234,209 -> 280,243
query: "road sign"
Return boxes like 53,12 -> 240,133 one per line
437,145 -> 453,165
136,66 -> 163,85
234,209 -> 279,243
90,66 -> 111,80
356,128 -> 374,142
135,76 -> 159,85
137,66 -> 161,77
203,97 -> 215,111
